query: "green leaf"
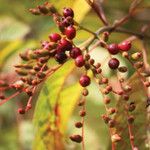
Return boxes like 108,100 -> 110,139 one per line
33,60 -> 81,150
0,40 -> 23,68
58,83 -> 82,132
0,40 -> 37,69
0,17 -> 30,41
111,74 -> 148,150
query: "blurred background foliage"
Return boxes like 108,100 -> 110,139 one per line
0,0 -> 150,150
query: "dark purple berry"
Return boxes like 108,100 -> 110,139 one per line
75,55 -> 85,67
63,7 -> 74,18
118,41 -> 131,51
75,122 -> 83,128
18,108 -> 25,114
70,47 -> 82,59
70,135 -> 82,143
107,43 -> 119,55
58,38 -> 72,51
65,26 -> 76,40
62,16 -> 74,27
49,33 -> 61,42
79,75 -> 91,87
108,58 -> 120,69
55,52 -> 67,64
57,22 -> 65,33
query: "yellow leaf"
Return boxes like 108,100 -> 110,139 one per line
73,0 -> 91,22
0,40 -> 22,67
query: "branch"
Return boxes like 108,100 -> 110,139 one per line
85,0 -> 109,25
113,0 -> 143,28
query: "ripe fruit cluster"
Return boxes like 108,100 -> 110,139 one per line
107,41 -> 132,55
1,2 -> 150,150
107,41 -> 131,70
0,6 -> 79,114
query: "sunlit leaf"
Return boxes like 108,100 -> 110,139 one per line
58,83 -> 82,132
33,60 -> 81,150
0,17 -> 30,41
0,40 -> 22,68
73,0 -> 91,23
49,0 -> 90,23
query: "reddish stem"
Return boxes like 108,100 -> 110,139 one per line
0,91 -> 21,106
81,102 -> 86,150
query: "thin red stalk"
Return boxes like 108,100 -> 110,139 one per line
0,91 -> 21,106
113,0 -> 142,28
94,76 -> 116,150
25,86 -> 36,111
117,71 -> 136,149
108,51 -> 137,150
81,105 -> 85,150
127,120 -> 135,150
126,57 -> 149,98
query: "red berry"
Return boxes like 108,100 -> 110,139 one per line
58,38 -> 72,51
70,135 -> 82,143
18,108 -> 25,114
63,7 -> 74,18
118,41 -> 131,51
57,22 -> 65,33
55,52 -> 67,64
75,55 -> 85,67
75,122 -> 83,128
70,47 -> 82,59
107,43 -> 119,55
49,33 -> 61,42
108,58 -> 120,69
79,75 -> 91,87
65,26 -> 76,40
62,16 -> 74,27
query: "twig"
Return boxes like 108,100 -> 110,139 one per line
85,0 -> 109,25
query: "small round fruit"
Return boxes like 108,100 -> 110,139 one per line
49,33 -> 61,42
107,43 -> 119,55
79,75 -> 91,87
62,16 -> 74,27
18,108 -> 25,114
63,7 -> 74,18
58,38 -> 72,51
65,26 -> 76,40
55,52 -> 67,64
70,47 -> 82,59
118,41 -> 131,51
108,58 -> 120,69
75,55 -> 85,67
70,135 -> 82,143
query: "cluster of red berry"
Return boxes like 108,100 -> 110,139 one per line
107,41 -> 131,69
0,2 -> 150,149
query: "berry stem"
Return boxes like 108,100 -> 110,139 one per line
0,91 -> 21,106
81,107 -> 85,150
77,23 -> 99,39
126,57 -> 149,98
115,64 -> 136,150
